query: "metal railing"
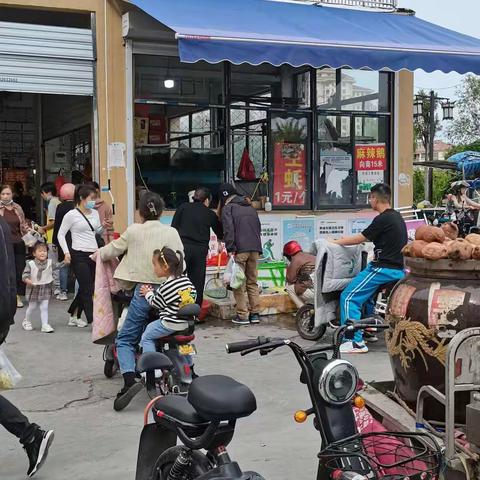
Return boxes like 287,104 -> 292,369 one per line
292,0 -> 398,10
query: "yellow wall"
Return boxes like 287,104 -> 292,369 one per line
397,71 -> 414,207
0,0 -> 129,231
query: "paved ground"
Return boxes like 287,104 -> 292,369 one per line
0,300 -> 394,480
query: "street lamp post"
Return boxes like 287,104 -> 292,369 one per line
413,91 -> 455,203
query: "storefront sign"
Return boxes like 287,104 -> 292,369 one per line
357,170 -> 384,193
260,220 -> 283,262
316,218 -> 347,239
354,144 -> 387,171
283,218 -> 315,253
349,218 -> 372,235
273,142 -> 306,207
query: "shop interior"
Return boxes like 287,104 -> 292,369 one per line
133,54 -> 392,211
0,91 -> 93,222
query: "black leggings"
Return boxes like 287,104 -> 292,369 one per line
70,250 -> 95,324
184,243 -> 208,306
13,241 -> 26,296
0,395 -> 38,444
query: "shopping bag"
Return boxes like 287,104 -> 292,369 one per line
230,261 -> 246,289
237,147 -> 256,181
0,346 -> 22,390
21,229 -> 43,248
223,257 -> 234,285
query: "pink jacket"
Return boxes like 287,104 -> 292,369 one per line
91,251 -> 119,344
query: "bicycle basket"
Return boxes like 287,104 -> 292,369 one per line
318,431 -> 442,480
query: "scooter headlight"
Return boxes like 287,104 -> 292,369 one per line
318,360 -> 358,405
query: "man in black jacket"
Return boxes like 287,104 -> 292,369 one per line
219,183 -> 262,325
172,187 -> 223,307
0,216 -> 54,477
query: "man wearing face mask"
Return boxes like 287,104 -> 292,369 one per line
39,183 -> 62,295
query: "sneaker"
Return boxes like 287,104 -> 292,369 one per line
24,428 -> 54,477
56,292 -> 68,301
249,313 -> 260,324
339,341 -> 369,354
41,324 -> 55,333
17,296 -> 24,308
364,330 -> 378,343
232,316 -> 250,325
67,317 -> 88,328
113,381 -> 143,411
22,320 -> 33,331
53,288 -> 61,296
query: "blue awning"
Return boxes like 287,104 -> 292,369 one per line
128,0 -> 480,74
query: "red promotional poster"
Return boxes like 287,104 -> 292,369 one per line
354,144 -> 387,171
273,142 -> 306,207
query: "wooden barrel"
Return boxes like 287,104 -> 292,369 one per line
386,257 -> 480,422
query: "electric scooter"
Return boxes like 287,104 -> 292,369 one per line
135,317 -> 441,480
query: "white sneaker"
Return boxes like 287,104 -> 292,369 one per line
53,289 -> 61,296
339,341 -> 369,354
22,320 -> 33,331
67,317 -> 88,328
41,324 -> 55,333
56,292 -> 68,301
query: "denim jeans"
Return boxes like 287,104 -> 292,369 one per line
140,320 -> 174,352
116,283 -> 159,374
59,265 -> 69,293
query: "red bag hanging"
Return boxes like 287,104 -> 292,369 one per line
55,173 -> 66,193
237,147 -> 256,181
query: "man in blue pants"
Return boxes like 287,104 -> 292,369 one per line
332,183 -> 407,354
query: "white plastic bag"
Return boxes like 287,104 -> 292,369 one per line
0,347 -> 22,390
21,230 -> 43,248
230,261 -> 246,289
223,257 -> 234,285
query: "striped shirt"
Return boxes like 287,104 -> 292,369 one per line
145,275 -> 197,331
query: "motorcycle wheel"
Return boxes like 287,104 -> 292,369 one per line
151,446 -> 212,480
243,472 -> 266,479
104,359 -> 116,378
296,304 -> 327,341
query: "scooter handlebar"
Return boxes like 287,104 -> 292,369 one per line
226,336 -> 270,354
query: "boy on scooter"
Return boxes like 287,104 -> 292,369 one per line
283,241 -> 315,309
330,183 -> 407,354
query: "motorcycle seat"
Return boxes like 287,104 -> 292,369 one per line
137,352 -> 173,373
162,334 -> 195,344
187,375 -> 256,421
154,395 -> 208,426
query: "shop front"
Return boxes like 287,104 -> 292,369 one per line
0,0 -> 129,230
120,0 -> 480,265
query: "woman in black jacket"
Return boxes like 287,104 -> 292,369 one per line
0,216 -> 55,477
172,187 -> 222,306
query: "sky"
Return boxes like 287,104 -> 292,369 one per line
397,0 -> 479,99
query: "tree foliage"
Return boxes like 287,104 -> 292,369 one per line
413,168 -> 459,206
447,75 -> 480,145
446,140 -> 480,159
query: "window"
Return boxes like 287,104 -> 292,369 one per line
270,113 -> 310,209
134,56 -> 225,208
317,68 -> 390,113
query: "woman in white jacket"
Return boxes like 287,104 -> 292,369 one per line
58,185 -> 103,327
99,192 -> 184,411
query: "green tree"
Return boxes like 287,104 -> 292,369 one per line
447,75 -> 480,144
446,140 -> 480,158
413,168 -> 458,205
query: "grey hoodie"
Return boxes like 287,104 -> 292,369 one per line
221,196 -> 262,254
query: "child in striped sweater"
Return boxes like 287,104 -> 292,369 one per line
139,247 -> 197,353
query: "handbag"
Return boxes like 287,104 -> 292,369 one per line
76,208 -> 105,248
